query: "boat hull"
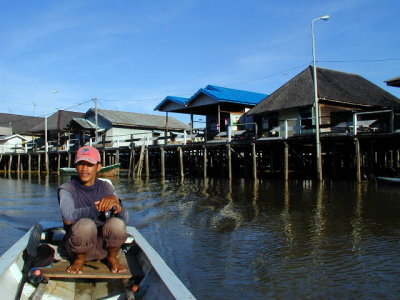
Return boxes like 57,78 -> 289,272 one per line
0,223 -> 195,300
59,163 -> 121,177
377,176 -> 400,183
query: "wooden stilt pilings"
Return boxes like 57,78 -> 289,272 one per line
203,146 -> 207,178
160,147 -> 165,178
0,133 -> 398,181
145,148 -> 149,178
354,138 -> 361,182
284,142 -> 289,181
251,143 -> 257,180
57,153 -> 61,174
8,155 -> 12,174
17,155 -> 21,173
227,144 -> 232,180
178,147 -> 184,178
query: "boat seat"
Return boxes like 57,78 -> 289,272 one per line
41,252 -> 132,279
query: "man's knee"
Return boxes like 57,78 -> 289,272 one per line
102,218 -> 127,247
103,218 -> 126,235
72,218 -> 97,236
69,218 -> 97,250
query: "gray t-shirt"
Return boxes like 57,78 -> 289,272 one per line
58,177 -> 128,227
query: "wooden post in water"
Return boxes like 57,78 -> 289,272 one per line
45,152 -> 49,174
28,154 -> 31,173
136,143 -> 146,179
160,147 -> 165,178
8,155 -> 12,174
102,150 -> 106,166
284,142 -> 289,181
389,150 -> 393,168
116,150 -> 120,176
145,148 -> 149,177
397,150 -> 400,169
57,153 -> 61,174
68,152 -> 71,168
131,149 -> 136,178
38,154 -> 41,174
178,147 -> 184,178
203,146 -> 207,178
128,149 -> 133,177
251,143 -> 257,180
227,144 -> 232,180
17,155 -> 21,173
355,138 -> 361,182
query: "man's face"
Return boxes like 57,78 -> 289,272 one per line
76,161 -> 102,186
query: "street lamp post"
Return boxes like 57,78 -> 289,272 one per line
312,14 -> 330,182
45,115 -> 48,173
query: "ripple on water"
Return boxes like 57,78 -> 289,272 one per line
1,176 -> 400,299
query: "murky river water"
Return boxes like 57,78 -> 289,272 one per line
1,174 -> 400,299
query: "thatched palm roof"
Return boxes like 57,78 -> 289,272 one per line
248,66 -> 400,115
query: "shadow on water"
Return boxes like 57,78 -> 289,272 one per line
1,174 -> 400,299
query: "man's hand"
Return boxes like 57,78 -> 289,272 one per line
95,195 -> 122,214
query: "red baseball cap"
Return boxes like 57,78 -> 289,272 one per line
74,146 -> 101,164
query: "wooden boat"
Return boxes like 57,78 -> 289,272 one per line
377,176 -> 400,183
0,221 -> 196,300
59,163 -> 121,177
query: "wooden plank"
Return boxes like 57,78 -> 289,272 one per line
28,282 -> 47,300
91,279 -> 124,299
75,280 -> 94,300
45,278 -> 76,300
41,253 -> 131,279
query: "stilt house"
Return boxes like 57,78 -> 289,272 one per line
247,66 -> 400,138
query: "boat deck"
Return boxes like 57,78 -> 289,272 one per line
42,253 -> 131,279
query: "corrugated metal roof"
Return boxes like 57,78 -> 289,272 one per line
31,110 -> 84,132
0,113 -> 43,135
72,118 -> 98,129
93,109 -> 189,130
154,96 -> 188,111
0,127 -> 12,136
187,85 -> 268,105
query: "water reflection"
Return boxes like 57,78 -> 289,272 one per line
351,183 -> 365,254
1,176 -> 400,299
311,182 -> 326,253
281,181 -> 294,246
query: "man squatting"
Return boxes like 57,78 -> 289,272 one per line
58,146 -> 129,274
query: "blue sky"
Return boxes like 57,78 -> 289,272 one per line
0,0 -> 399,123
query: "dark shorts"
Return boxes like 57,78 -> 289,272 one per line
65,218 -> 128,261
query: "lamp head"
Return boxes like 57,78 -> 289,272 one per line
319,15 -> 330,21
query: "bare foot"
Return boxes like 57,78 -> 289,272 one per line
107,256 -> 127,273
67,258 -> 85,274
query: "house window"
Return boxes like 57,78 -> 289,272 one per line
299,108 -> 312,133
262,113 -> 279,137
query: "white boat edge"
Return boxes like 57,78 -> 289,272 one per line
0,224 -> 196,300
377,176 -> 400,183
126,226 -> 196,300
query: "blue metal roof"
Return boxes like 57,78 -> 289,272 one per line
154,96 -> 188,111
188,85 -> 268,105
